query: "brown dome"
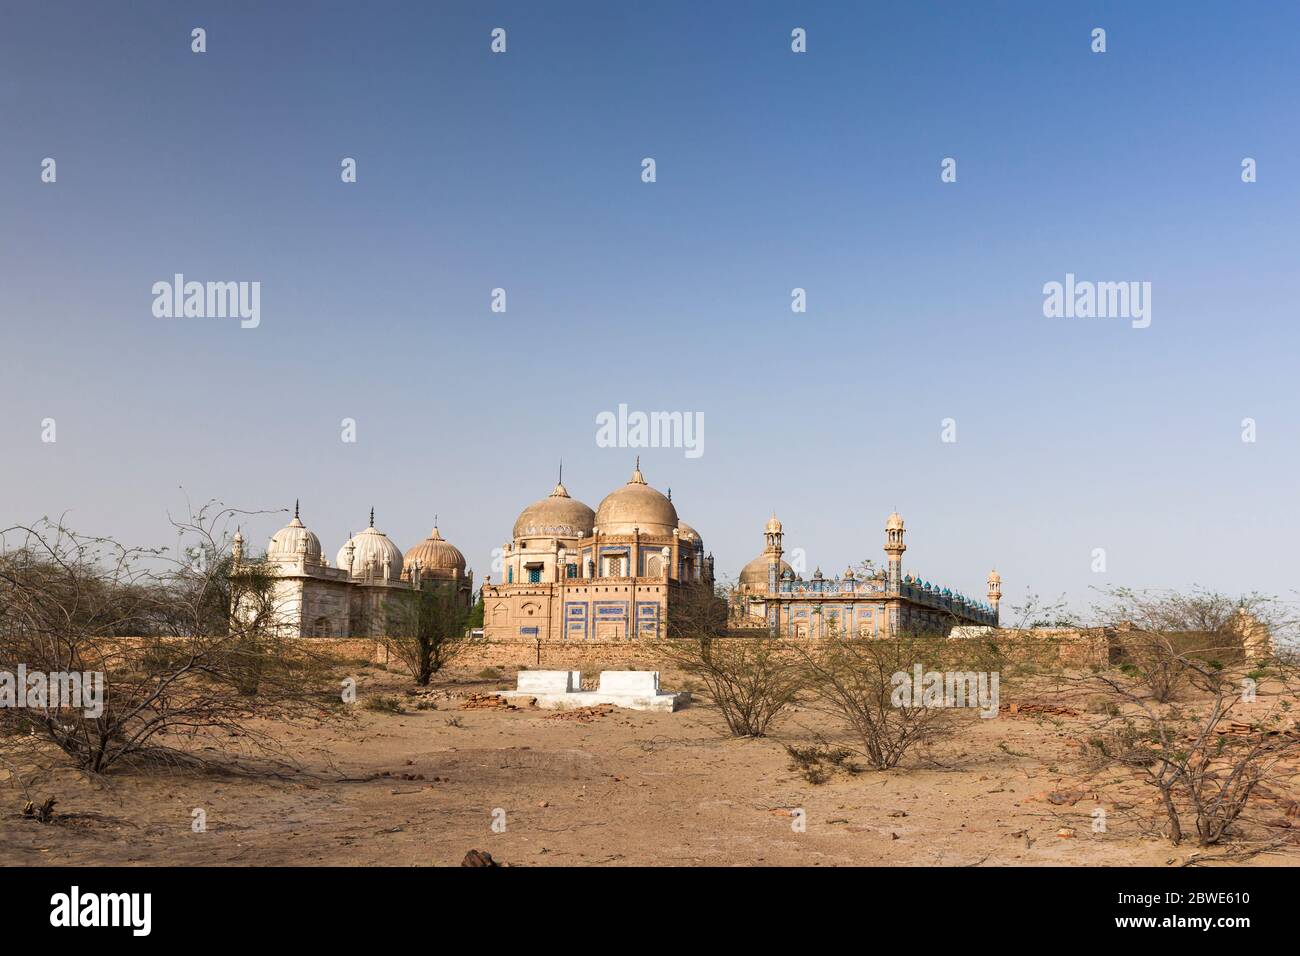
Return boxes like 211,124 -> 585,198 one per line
404,526 -> 466,575
513,483 -> 595,540
739,553 -> 792,589
594,464 -> 678,537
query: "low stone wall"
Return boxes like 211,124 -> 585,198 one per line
305,627 -> 1115,676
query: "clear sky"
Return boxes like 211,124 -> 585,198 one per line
2,1 -> 1298,618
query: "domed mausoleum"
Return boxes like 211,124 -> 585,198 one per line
482,461 -> 718,641
234,504 -> 473,639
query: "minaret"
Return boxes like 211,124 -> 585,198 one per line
764,514 -> 783,636
987,569 -> 1002,624
884,512 -> 906,592
764,513 -> 783,595
231,528 -> 244,568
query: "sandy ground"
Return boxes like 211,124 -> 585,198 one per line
2,666 -> 1297,867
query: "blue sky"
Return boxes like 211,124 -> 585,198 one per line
2,1 -> 1298,617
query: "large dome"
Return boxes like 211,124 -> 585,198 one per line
513,482 -> 595,540
404,525 -> 467,574
594,463 -> 678,537
739,553 -> 792,589
267,505 -> 322,563
337,514 -> 404,579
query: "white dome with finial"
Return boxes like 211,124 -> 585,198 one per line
267,501 -> 322,563
336,509 -> 404,579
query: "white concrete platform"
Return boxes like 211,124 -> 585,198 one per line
495,670 -> 689,713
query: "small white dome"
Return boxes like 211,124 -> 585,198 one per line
267,506 -> 322,563
337,514 -> 403,579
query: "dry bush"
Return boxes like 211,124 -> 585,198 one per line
784,741 -> 854,784
662,637 -> 802,737
793,632 -> 1002,771
0,506 -> 340,775
1097,587 -> 1275,702
381,585 -> 470,685
1080,590 -> 1299,848
1084,658 -> 1299,847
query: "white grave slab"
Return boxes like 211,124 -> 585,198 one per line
494,670 -> 687,712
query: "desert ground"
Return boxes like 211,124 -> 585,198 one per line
3,664 -> 1297,867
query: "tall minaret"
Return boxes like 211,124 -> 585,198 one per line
987,569 -> 1002,624
884,512 -> 906,592
764,513 -> 783,594
764,513 -> 783,636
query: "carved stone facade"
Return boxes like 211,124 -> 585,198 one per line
232,503 -> 472,638
733,512 -> 1000,638
481,462 -> 716,643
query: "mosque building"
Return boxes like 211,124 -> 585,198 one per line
732,511 -> 1001,638
231,502 -> 473,638
480,460 -> 716,641
233,480 -> 999,644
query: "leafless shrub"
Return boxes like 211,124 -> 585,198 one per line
793,633 -> 1001,770
0,505 -> 340,775
381,586 -> 470,685
662,637 -> 802,737
1096,587 -> 1278,702
1080,590 -> 1299,847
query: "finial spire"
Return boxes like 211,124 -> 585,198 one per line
369,507 -> 375,528
558,459 -> 563,485
667,486 -> 672,502
294,498 -> 300,519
